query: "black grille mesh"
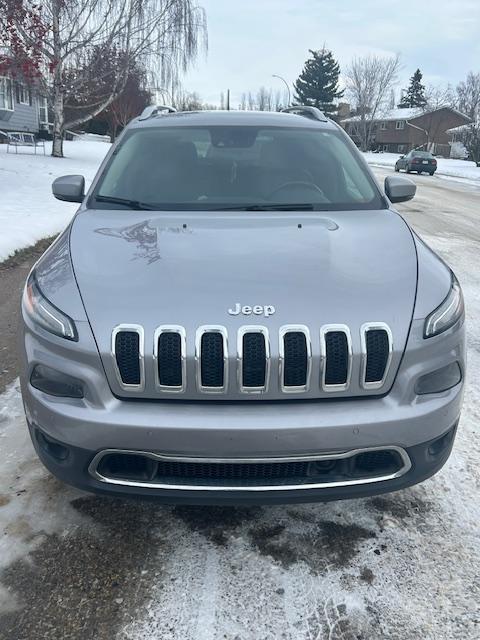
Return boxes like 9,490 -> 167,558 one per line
355,450 -> 399,473
158,333 -> 182,387
324,331 -> 349,385
242,333 -> 267,388
201,332 -> 225,388
156,460 -> 309,481
283,332 -> 308,388
115,331 -> 141,385
365,329 -> 390,383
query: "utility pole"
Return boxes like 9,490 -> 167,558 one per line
226,89 -> 230,111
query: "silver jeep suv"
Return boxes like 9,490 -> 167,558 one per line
19,106 -> 465,504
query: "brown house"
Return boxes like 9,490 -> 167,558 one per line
341,106 -> 471,157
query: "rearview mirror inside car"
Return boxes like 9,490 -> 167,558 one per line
385,175 -> 416,204
52,175 -> 85,203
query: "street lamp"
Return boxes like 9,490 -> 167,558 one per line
272,75 -> 291,107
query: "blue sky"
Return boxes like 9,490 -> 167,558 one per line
183,0 -> 480,106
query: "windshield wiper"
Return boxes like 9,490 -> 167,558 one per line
209,203 -> 315,212
95,195 -> 156,210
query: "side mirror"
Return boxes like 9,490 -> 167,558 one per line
52,175 -> 85,203
399,155 -> 405,159
385,175 -> 416,204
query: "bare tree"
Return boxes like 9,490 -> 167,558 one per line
424,83 -> 455,111
459,121 -> 480,166
456,71 -> 480,120
415,84 -> 457,151
173,89 -> 203,111
256,86 -> 273,111
344,54 -> 401,151
1,0 -> 207,157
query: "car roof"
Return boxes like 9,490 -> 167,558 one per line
130,109 -> 339,131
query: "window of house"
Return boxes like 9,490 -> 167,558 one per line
396,120 -> 405,130
382,145 -> 389,152
16,83 -> 30,105
38,97 -> 49,124
0,77 -> 14,111
398,144 -> 406,153
380,121 -> 387,130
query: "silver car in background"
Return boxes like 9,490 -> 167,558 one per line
19,106 -> 465,504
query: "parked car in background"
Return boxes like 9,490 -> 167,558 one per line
395,150 -> 437,175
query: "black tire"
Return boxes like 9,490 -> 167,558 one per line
395,164 -> 399,172
429,171 -> 435,176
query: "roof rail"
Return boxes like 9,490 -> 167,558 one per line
138,105 -> 177,121
281,106 -> 328,122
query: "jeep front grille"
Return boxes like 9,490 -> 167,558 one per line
111,322 -> 393,396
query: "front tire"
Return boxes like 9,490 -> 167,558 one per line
395,164 -> 400,172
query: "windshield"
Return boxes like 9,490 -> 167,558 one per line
92,125 -> 384,211
411,151 -> 433,158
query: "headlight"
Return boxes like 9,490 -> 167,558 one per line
424,273 -> 464,338
23,272 -> 78,341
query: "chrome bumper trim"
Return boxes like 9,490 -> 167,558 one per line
88,445 -> 412,492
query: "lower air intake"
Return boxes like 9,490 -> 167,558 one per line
93,447 -> 409,490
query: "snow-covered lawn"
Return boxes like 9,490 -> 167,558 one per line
364,152 -> 480,186
0,140 -> 109,263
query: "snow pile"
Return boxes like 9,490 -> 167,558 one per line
364,152 -> 480,186
0,140 -> 109,263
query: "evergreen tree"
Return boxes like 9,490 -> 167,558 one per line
399,69 -> 427,108
294,48 -> 344,114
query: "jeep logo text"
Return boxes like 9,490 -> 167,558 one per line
228,303 -> 276,317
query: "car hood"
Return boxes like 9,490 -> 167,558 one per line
70,208 -> 417,399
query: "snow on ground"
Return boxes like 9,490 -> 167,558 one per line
364,152 -> 480,186
0,140 -> 109,263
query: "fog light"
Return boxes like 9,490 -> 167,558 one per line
415,362 -> 462,395
30,365 -> 84,399
36,430 -> 70,461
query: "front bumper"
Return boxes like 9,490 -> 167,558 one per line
28,420 -> 458,504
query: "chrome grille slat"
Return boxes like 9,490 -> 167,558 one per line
196,326 -> 228,393
279,325 -> 312,393
153,326 -> 186,393
360,323 -> 393,390
320,325 -> 352,392
237,326 -> 270,394
111,324 -> 145,392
